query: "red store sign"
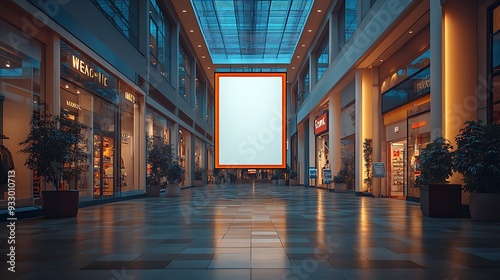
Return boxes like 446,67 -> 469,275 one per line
314,111 -> 329,135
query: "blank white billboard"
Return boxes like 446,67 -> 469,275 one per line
215,73 -> 286,168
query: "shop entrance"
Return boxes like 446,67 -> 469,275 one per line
93,131 -> 115,197
389,141 -> 407,198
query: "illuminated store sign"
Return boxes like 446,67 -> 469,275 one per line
414,76 -> 430,93
71,55 -> 109,87
125,92 -> 136,104
66,100 -> 81,110
314,111 -> 328,135
411,121 -> 426,129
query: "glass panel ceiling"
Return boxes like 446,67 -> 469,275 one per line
191,0 -> 314,64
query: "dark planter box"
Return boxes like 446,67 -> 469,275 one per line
42,190 -> 79,218
420,184 -> 462,218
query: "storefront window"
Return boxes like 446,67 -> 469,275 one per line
0,19 -> 44,208
194,137 -> 204,170
60,85 -> 93,198
316,134 -> 329,185
407,112 -> 431,199
120,89 -> 140,192
491,4 -> 500,123
145,108 -> 170,141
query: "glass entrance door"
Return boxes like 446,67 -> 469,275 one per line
92,97 -> 117,197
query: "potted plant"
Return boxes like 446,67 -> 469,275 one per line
194,163 -> 205,187
18,102 -> 89,218
271,170 -> 280,185
289,170 -> 298,186
278,167 -> 288,186
416,136 -> 462,218
213,168 -> 222,184
453,120 -> 500,221
146,135 -> 173,197
166,161 -> 185,197
333,169 -> 348,193
363,138 -> 373,192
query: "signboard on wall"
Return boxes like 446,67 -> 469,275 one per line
215,72 -> 286,168
314,111 -> 328,135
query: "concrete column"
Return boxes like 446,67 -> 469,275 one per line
309,117 -> 316,187
328,92 -> 341,176
47,34 -> 61,115
442,0 -> 477,197
372,66 -> 382,197
355,68 -> 373,193
430,0 -> 443,139
297,121 -> 305,185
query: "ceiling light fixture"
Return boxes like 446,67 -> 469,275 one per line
76,90 -> 80,94
297,55 -> 300,59
409,30 -> 413,34
190,29 -> 194,33
65,84 -> 69,89
207,66 -> 211,69
197,44 -> 202,48
182,9 -> 187,13
202,55 -> 205,59
5,61 -> 10,68
308,29 -> 312,33
317,9 -> 322,13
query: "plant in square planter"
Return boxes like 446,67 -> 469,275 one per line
213,168 -> 222,184
416,137 -> 462,218
146,135 -> 173,197
272,170 -> 280,185
289,170 -> 298,186
194,163 -> 205,187
333,169 -> 348,193
453,120 -> 500,221
166,161 -> 185,197
18,102 -> 90,218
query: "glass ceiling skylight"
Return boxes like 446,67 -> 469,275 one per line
191,0 -> 314,64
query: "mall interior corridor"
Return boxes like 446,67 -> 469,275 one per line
1,183 -> 500,280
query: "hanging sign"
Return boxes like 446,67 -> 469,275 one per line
314,111 -> 328,135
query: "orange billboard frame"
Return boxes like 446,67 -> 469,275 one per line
215,72 -> 287,169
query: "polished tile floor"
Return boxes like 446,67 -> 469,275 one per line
1,182 -> 500,280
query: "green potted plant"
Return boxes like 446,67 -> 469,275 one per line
166,161 -> 185,197
213,168 -> 222,184
272,170 -> 280,185
194,162 -> 205,187
18,102 -> 90,218
363,138 -> 373,193
453,120 -> 500,221
146,135 -> 173,197
333,168 -> 348,193
416,136 -> 462,218
289,170 -> 298,186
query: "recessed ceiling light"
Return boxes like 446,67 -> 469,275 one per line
409,30 -> 413,34
297,55 -> 300,59
380,59 -> 383,62
76,90 -> 80,94
197,44 -> 202,48
292,66 -> 295,70
182,9 -> 187,13
202,55 -> 206,59
308,29 -> 312,32
317,9 -> 322,13
65,84 -> 69,89
207,66 -> 211,69
301,44 -> 305,47
5,61 -> 10,68
190,29 -> 194,33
